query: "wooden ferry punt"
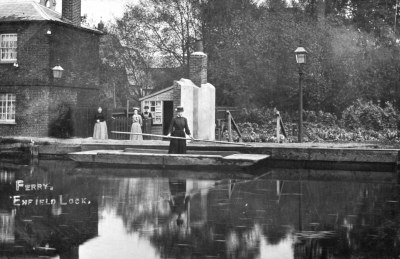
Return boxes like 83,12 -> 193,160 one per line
67,148 -> 270,168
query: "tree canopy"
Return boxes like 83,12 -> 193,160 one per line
99,0 -> 400,116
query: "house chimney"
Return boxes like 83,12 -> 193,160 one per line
189,40 -> 207,87
62,0 -> 82,27
39,0 -> 57,10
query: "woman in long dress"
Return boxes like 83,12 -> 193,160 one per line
130,107 -> 143,141
141,106 -> 152,140
166,106 -> 193,154
93,107 -> 108,139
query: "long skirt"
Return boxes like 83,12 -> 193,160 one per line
93,121 -> 108,140
142,119 -> 152,140
168,130 -> 187,154
130,122 -> 143,141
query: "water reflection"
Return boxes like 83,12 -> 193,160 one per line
0,160 -> 398,258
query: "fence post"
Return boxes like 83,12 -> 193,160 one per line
216,119 -> 221,141
220,121 -> 225,141
126,100 -> 130,134
276,111 -> 280,143
227,110 -> 233,142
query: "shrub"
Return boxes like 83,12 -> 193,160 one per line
49,102 -> 73,138
225,102 -> 399,143
240,107 -> 275,125
341,100 -> 398,131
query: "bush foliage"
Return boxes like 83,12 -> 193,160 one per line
226,100 -> 399,143
49,102 -> 73,138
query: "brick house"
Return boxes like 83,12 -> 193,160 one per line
0,0 -> 101,137
139,41 -> 216,140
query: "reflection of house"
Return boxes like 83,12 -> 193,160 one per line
0,0 -> 101,137
0,161 -> 99,258
139,41 -> 215,139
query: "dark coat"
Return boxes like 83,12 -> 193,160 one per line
168,116 -> 191,154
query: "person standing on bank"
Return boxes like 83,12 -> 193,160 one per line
93,107 -> 108,140
167,106 -> 193,154
141,106 -> 153,140
130,107 -> 143,141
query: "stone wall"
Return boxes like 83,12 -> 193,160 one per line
197,83 -> 215,140
178,79 -> 195,137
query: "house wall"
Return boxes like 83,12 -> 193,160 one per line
188,48 -> 215,140
175,78 -> 215,140
142,78 -> 215,140
0,22 -> 51,86
50,23 -> 100,91
141,88 -> 174,139
0,86 -> 96,136
178,79 -> 196,138
0,21 -> 100,137
197,83 -> 215,140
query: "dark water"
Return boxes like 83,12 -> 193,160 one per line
0,159 -> 399,259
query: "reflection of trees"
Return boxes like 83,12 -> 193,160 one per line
98,169 -> 400,259
331,184 -> 400,258
291,181 -> 400,258
99,177 -> 171,236
147,179 -> 267,259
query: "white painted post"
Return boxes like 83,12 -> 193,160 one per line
276,111 -> 280,143
227,111 -> 233,142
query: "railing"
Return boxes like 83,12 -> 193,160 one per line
112,117 -> 130,140
216,110 -> 242,142
275,110 -> 287,143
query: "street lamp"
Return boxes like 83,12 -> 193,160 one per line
52,64 -> 64,79
294,46 -> 308,143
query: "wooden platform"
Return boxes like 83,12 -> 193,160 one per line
67,150 -> 270,168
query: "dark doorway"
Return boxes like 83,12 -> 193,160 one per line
163,101 -> 173,136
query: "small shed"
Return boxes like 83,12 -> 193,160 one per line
139,41 -> 215,140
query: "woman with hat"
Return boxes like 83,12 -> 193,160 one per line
93,107 -> 108,140
167,106 -> 193,154
130,107 -> 143,141
141,105 -> 153,140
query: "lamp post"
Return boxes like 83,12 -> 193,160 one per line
294,46 -> 307,143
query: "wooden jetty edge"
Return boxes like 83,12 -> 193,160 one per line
9,135 -> 397,172
67,149 -> 270,168
111,131 -> 251,146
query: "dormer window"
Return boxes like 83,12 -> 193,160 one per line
0,34 -> 17,63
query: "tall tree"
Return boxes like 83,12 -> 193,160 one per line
114,0 -> 203,77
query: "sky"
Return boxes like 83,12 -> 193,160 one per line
1,0 -> 279,26
0,0 -> 136,24
74,0 -> 137,24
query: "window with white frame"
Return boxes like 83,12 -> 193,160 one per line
0,94 -> 16,123
144,100 -> 162,124
0,34 -> 17,63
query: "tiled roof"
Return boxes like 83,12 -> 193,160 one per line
139,86 -> 174,101
0,1 -> 101,33
0,1 -> 63,22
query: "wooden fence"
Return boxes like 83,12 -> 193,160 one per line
112,117 -> 131,140
71,107 -> 131,139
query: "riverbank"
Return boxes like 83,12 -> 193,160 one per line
1,136 -> 399,172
